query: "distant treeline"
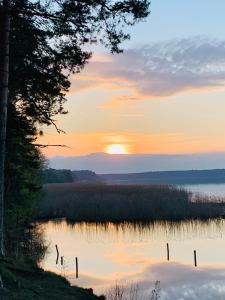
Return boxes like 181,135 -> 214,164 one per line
42,168 -> 225,185
100,169 -> 225,185
42,169 -> 74,184
42,169 -> 101,184
72,170 -> 100,182
40,183 -> 225,222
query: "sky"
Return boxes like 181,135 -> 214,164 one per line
38,0 -> 225,159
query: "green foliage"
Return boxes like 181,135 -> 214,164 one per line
5,105 -> 43,256
8,0 -> 150,128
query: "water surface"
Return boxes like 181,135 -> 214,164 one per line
182,183 -> 225,197
40,219 -> 225,299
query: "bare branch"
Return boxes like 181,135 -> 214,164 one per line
34,143 -> 69,148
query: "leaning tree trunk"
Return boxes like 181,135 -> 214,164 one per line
0,0 -> 11,257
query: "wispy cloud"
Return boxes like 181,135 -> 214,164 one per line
71,37 -> 225,101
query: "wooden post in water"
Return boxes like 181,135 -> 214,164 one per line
61,256 -> 64,266
194,250 -> 197,267
167,243 -> 170,261
55,244 -> 59,264
76,257 -> 79,278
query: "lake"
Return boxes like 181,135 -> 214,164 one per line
40,219 -> 225,300
182,183 -> 225,198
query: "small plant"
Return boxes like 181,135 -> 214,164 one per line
59,256 -> 69,278
106,281 -> 161,300
107,283 -> 125,300
106,282 -> 141,300
151,281 -> 160,300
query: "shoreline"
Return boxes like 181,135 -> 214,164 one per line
0,258 -> 105,300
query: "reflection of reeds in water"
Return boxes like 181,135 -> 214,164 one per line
40,183 -> 225,222
39,218 -> 225,244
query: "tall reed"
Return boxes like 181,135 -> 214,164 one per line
39,183 -> 225,222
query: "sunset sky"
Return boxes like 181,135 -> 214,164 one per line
38,0 -> 225,157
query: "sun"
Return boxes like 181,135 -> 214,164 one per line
105,144 -> 129,154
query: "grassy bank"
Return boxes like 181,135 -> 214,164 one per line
40,183 -> 225,222
0,258 -> 104,300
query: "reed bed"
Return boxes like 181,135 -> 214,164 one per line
39,183 -> 225,222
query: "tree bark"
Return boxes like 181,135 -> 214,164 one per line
0,0 -> 11,257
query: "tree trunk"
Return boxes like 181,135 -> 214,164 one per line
0,0 -> 11,257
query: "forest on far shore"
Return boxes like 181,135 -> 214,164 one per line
42,168 -> 225,185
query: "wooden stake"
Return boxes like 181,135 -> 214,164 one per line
194,250 -> 197,267
167,243 -> 170,261
76,257 -> 78,278
55,244 -> 59,264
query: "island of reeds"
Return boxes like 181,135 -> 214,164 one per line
40,183 -> 225,222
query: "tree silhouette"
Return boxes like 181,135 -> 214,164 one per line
0,0 -> 150,256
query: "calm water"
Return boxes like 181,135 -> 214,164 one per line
40,219 -> 225,300
182,183 -> 225,197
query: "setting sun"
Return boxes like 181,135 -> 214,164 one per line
105,144 -> 129,154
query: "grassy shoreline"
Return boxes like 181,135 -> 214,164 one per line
40,183 -> 225,222
0,258 -> 105,300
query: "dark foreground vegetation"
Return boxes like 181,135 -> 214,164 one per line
0,258 -> 104,300
40,183 -> 225,222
